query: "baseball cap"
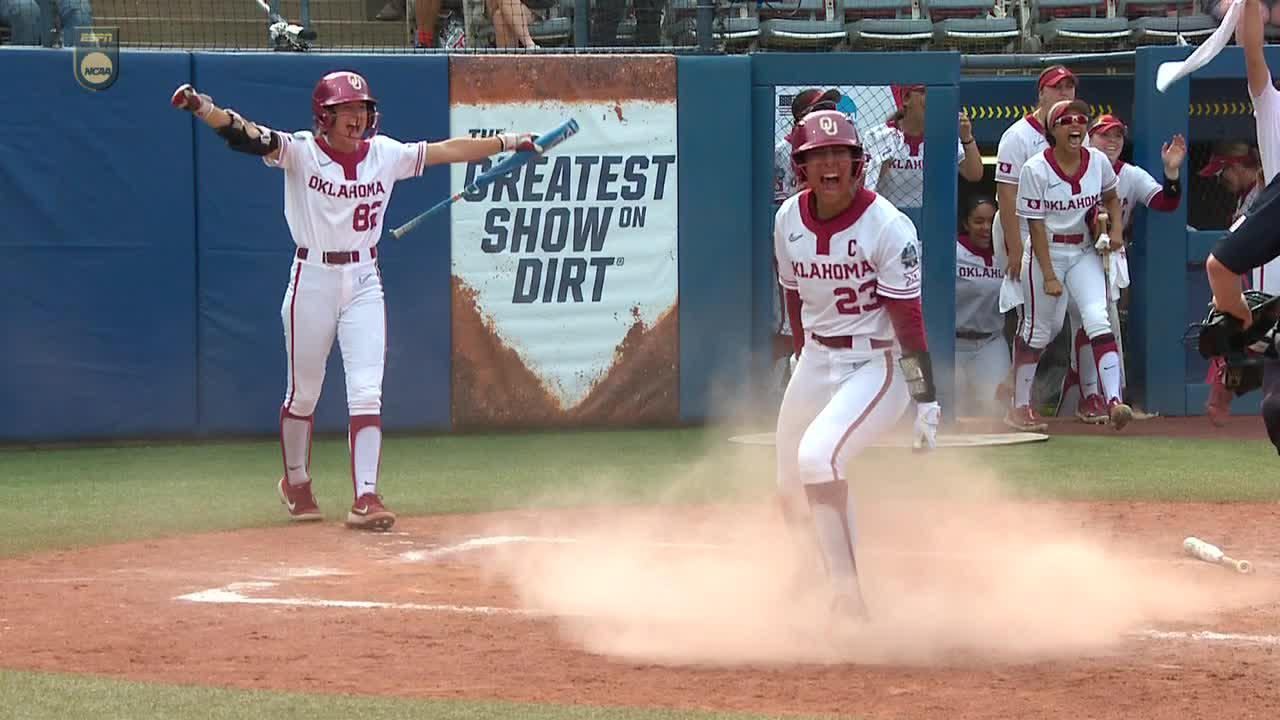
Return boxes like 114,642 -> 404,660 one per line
1199,150 -> 1260,177
1088,114 -> 1126,137
1038,65 -> 1077,92
791,88 -> 841,120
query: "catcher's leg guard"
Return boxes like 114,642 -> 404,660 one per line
1262,359 -> 1280,455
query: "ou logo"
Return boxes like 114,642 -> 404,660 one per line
347,74 -> 363,90
819,115 -> 838,135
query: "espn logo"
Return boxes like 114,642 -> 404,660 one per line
998,162 -> 1013,175
1025,199 -> 1041,210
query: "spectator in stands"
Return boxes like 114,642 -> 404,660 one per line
377,0 -> 461,49
487,0 -> 540,48
863,85 -> 984,208
1200,141 -> 1265,224
1,0 -> 91,46
954,195 -> 1010,418
591,0 -> 662,46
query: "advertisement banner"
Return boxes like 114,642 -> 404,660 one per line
450,56 -> 679,428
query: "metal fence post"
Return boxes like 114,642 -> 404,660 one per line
696,0 -> 714,52
575,0 -> 589,47
301,0 -> 311,29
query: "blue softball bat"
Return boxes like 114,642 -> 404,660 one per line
388,118 -> 581,241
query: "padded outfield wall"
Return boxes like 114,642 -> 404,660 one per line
0,47 -> 1242,442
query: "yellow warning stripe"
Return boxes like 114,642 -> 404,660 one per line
963,104 -> 1115,121
1188,101 -> 1253,117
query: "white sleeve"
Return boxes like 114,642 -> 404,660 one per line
873,214 -> 923,300
774,208 -> 798,290
1016,163 -> 1047,220
262,131 -> 295,170
995,130 -> 1025,185
1253,82 -> 1280,184
860,126 -> 898,193
1132,166 -> 1163,206
1098,151 -> 1119,194
956,137 -> 966,164
379,135 -> 428,180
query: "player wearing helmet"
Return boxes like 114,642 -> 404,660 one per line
170,71 -> 537,531
773,110 -> 940,623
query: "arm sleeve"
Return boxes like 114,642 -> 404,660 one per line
873,214 -> 923,300
262,131 -> 293,170
774,209 -> 798,290
1252,82 -> 1280,183
995,132 -> 1024,185
1016,163 -> 1048,220
883,297 -> 928,354
380,136 -> 428,180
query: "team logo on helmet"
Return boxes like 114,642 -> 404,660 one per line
347,73 -> 363,90
72,26 -> 119,92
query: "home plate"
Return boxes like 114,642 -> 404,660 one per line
728,432 -> 1049,448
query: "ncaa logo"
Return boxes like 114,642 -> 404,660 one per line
73,26 -> 120,92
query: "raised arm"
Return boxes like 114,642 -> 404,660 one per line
1241,0 -> 1272,99
958,111 -> 983,183
170,84 -> 282,163
424,133 -> 535,167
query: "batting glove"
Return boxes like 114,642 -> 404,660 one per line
498,132 -> 541,153
171,83 -> 214,119
912,401 -> 941,452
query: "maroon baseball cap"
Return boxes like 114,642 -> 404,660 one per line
1199,152 -> 1259,177
892,84 -> 927,109
1088,114 -> 1126,137
791,88 -> 841,120
1038,65 -> 1077,92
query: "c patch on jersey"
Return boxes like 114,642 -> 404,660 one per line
73,27 -> 119,92
900,242 -> 920,269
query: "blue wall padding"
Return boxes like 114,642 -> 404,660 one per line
0,49 -> 197,441
676,55 -> 753,422
190,53 -> 452,435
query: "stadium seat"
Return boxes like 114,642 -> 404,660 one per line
926,0 -> 1020,50
667,0 -> 760,49
845,0 -> 935,49
1121,0 -> 1217,45
530,0 -> 574,45
759,0 -> 847,50
1030,0 -> 1131,50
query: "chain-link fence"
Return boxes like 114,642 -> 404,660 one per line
0,0 -> 1233,52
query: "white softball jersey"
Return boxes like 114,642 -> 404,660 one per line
265,131 -> 427,253
955,235 -> 1005,337
993,116 -> 1050,251
1113,162 -> 1162,229
774,189 -> 923,356
1017,147 -> 1118,242
862,122 -> 966,208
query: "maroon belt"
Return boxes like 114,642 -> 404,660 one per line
811,333 -> 894,350
297,247 -> 377,265
1052,234 -> 1084,245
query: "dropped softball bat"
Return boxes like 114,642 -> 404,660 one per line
389,118 -> 581,241
1184,536 -> 1254,574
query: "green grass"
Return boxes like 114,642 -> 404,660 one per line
0,670 -> 828,720
1,426 -> 1277,719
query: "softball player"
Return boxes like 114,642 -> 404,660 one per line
1010,100 -> 1128,432
861,84 -> 984,208
171,72 -> 535,531
1058,116 -> 1184,423
954,196 -> 1009,418
774,110 -> 940,621
1206,0 -> 1280,444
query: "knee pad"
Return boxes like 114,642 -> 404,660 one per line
1079,301 -> 1112,338
346,368 -> 384,415
1014,337 -> 1042,366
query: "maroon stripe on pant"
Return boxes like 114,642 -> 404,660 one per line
284,262 -> 303,414
828,350 -> 895,483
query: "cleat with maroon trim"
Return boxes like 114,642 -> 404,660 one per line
1004,405 -> 1048,432
1076,394 -> 1109,425
346,493 -> 396,531
278,477 -> 323,522
1108,399 -> 1134,431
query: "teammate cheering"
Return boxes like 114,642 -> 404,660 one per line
954,196 -> 1009,418
773,110 -> 940,621
171,71 -> 535,531
1059,116 -> 1184,423
1010,100 -> 1128,432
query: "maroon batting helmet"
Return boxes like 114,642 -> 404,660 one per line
791,110 -> 865,181
312,71 -> 380,138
